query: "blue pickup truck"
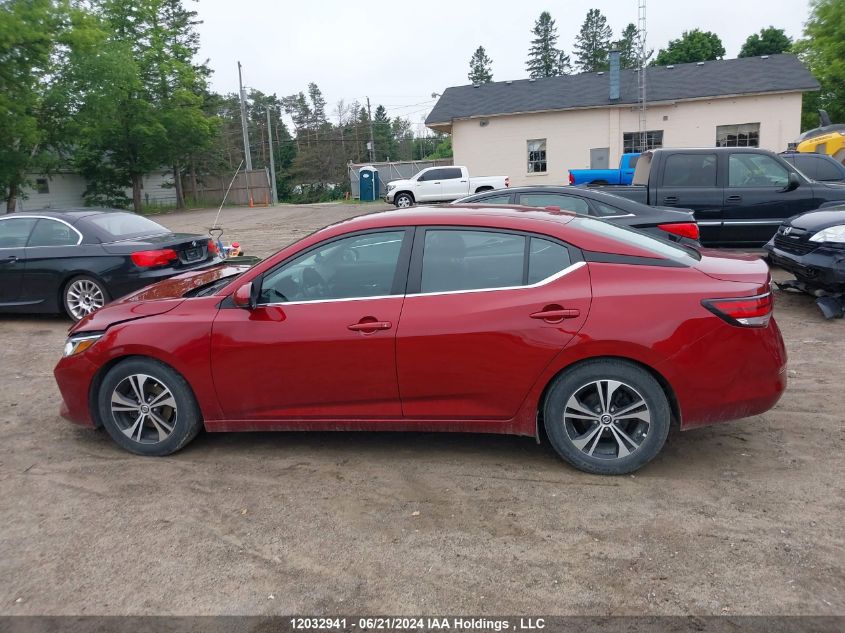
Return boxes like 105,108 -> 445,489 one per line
568,153 -> 640,185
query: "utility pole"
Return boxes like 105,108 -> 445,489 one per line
366,96 -> 376,163
266,107 -> 277,206
238,62 -> 253,171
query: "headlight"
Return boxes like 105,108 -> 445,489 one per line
386,184 -> 396,192
63,333 -> 103,357
809,225 -> 845,243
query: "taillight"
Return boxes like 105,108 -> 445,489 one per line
658,222 -> 699,240
568,173 -> 575,185
505,177 -> 510,188
207,239 -> 219,255
130,248 -> 178,267
702,292 -> 773,327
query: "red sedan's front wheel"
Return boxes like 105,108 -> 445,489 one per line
543,360 -> 671,475
97,358 -> 202,456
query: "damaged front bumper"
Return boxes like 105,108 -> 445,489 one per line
764,239 -> 845,318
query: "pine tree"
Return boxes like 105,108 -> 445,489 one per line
468,46 -> 493,83
615,23 -> 640,69
574,9 -> 613,73
526,11 -> 568,78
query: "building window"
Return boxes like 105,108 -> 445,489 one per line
623,130 -> 663,153
527,139 -> 547,173
35,178 -> 49,194
716,123 -> 760,147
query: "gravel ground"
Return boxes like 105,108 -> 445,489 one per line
0,202 -> 842,616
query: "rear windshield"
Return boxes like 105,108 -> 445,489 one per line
87,213 -> 169,240
576,216 -> 701,265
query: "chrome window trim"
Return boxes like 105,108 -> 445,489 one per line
0,215 -> 83,247
258,261 -> 587,306
408,261 -> 585,298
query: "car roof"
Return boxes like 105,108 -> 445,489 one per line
6,208 -> 127,223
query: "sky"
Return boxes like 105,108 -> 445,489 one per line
195,0 -> 811,135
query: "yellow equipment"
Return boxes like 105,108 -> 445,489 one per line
796,110 -> 845,165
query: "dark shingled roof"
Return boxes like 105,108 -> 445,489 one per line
426,54 -> 818,127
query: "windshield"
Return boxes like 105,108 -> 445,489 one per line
87,213 -> 169,240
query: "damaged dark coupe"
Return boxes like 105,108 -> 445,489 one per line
764,204 -> 845,318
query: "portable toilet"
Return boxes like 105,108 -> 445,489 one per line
359,165 -> 380,201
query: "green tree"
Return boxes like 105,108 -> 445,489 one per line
0,0 -> 68,212
468,45 -> 493,83
739,26 -> 792,57
526,11 -> 570,78
795,0 -> 845,129
653,29 -> 725,66
574,9 -> 613,73
615,23 -> 640,69
68,0 -> 216,211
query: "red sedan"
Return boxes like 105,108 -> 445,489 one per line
54,206 -> 787,474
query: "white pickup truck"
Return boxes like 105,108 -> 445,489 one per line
384,166 -> 509,207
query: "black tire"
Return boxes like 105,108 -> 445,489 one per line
543,359 -> 671,475
63,275 -> 109,322
394,192 -> 414,208
97,358 -> 202,456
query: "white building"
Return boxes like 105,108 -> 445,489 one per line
426,54 -> 819,186
1,169 -> 178,213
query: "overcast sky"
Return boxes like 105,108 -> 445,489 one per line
196,0 -> 810,134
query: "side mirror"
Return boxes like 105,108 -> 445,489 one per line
232,282 -> 256,309
783,172 -> 801,192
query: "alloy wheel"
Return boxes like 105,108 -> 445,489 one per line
110,374 -> 178,444
66,279 -> 105,320
396,196 -> 412,208
563,379 -> 651,460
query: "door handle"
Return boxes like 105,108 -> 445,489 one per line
726,195 -> 743,203
348,320 -> 392,332
1,255 -> 18,264
433,181 -> 441,184
663,196 -> 679,205
460,180 -> 467,183
530,305 -> 580,323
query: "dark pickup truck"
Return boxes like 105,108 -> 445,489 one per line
589,147 -> 845,246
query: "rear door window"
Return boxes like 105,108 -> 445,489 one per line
472,193 -> 512,204
27,219 -> 80,246
662,154 -> 718,187
528,237 -> 571,283
420,229 -> 525,293
440,168 -> 463,180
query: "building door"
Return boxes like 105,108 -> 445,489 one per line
590,148 -> 610,169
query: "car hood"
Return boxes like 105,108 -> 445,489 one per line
787,207 -> 845,230
387,179 -> 413,187
69,263 -> 248,334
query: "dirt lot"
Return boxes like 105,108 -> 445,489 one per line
1,202 -> 843,616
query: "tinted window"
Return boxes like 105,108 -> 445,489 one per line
421,230 -> 525,293
812,157 -> 844,182
518,193 -> 590,214
260,231 -> 405,303
729,154 -> 788,188
440,168 -> 462,180
28,219 -> 79,247
789,155 -> 817,179
577,217 -> 700,265
592,201 -> 628,217
0,218 -> 38,248
87,213 -> 168,239
528,238 -> 571,283
662,154 -> 717,187
472,193 -> 511,204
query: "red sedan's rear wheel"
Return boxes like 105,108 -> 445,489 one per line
543,360 -> 671,475
97,358 -> 202,456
